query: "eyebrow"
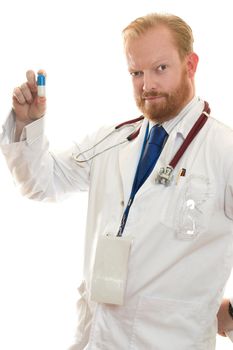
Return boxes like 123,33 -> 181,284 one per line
151,58 -> 169,66
128,58 -> 170,72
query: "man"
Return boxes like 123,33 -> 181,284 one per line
1,13 -> 233,349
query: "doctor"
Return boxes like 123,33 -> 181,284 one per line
1,12 -> 233,349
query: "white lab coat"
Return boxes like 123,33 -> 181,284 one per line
1,98 -> 233,350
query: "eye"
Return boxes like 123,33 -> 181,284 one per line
157,64 -> 168,72
130,71 -> 143,77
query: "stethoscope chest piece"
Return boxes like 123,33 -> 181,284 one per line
156,165 -> 174,186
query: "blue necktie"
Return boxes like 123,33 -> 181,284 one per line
134,124 -> 168,192
117,124 -> 168,236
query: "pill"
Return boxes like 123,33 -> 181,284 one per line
37,73 -> 46,97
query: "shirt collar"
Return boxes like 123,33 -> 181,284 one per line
149,96 -> 205,138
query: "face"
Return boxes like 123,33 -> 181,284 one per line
126,26 -> 198,123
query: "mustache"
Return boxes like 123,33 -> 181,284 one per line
141,91 -> 168,99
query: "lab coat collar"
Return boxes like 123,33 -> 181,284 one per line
149,96 -> 205,139
169,97 -> 206,139
118,97 -> 206,204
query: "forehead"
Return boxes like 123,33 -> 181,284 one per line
126,26 -> 180,68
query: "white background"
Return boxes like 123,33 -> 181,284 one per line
0,0 -> 233,349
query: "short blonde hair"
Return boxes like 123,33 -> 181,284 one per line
122,13 -> 194,59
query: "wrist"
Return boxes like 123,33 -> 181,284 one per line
15,119 -> 28,142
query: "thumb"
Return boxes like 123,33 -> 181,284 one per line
36,96 -> 47,115
29,96 -> 47,120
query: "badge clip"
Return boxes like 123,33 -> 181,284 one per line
157,165 -> 174,186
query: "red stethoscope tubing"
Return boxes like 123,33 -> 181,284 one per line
119,101 -> 210,170
169,101 -> 210,169
73,102 -> 210,165
115,116 -> 144,141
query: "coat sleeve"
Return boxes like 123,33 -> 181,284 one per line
0,111 -> 95,201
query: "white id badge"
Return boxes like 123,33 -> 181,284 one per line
90,234 -> 132,305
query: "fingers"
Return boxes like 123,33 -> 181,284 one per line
21,82 -> 34,102
13,69 -> 46,105
26,70 -> 37,92
13,87 -> 26,104
13,82 -> 34,105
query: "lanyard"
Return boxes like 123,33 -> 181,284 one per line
117,123 -> 150,237
117,101 -> 210,237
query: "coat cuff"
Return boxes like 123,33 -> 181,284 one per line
23,117 -> 45,145
0,109 -> 45,145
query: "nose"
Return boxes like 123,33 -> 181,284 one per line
143,71 -> 158,92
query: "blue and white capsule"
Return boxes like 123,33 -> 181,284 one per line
37,73 -> 46,97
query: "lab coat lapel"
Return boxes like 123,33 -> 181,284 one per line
118,119 -> 148,203
132,124 -> 180,198
134,99 -> 206,197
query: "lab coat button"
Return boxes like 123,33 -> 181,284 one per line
120,200 -> 124,206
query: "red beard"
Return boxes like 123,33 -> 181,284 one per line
136,69 -> 191,123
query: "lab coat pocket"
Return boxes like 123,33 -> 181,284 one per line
131,296 -> 211,350
175,174 -> 213,240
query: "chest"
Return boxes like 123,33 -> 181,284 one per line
89,135 -> 223,239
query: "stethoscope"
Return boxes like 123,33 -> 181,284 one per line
157,101 -> 210,185
72,102 -> 210,186
72,115 -> 144,163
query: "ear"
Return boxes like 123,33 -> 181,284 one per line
186,52 -> 199,79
